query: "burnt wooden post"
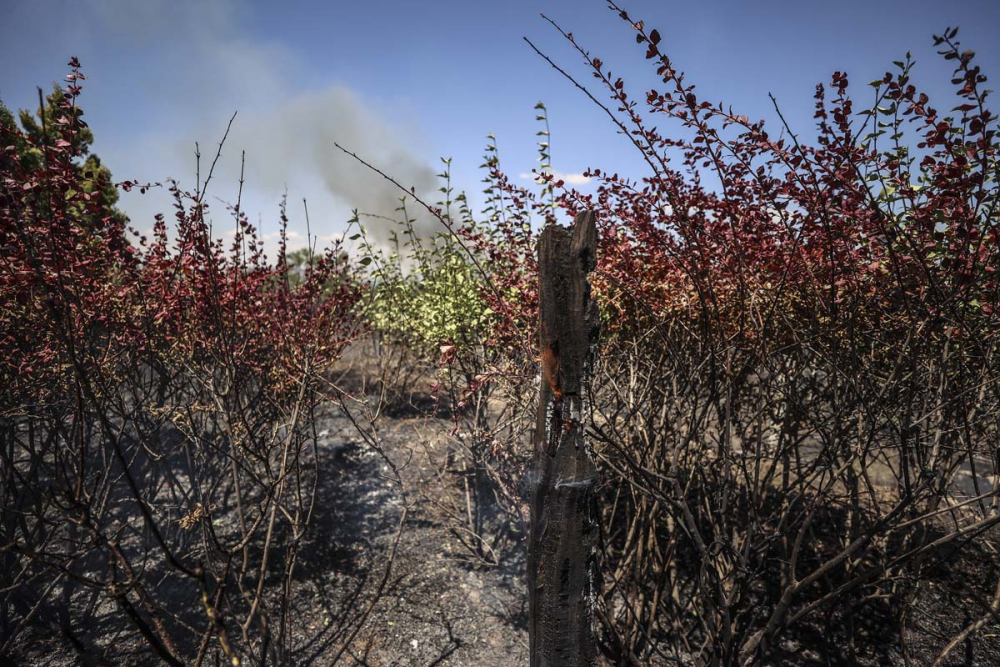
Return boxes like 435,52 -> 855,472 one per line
528,210 -> 600,667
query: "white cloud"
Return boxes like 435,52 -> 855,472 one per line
519,170 -> 591,186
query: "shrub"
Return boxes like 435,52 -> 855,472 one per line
361,217 -> 490,361
456,8 -> 1000,664
0,60 -> 361,665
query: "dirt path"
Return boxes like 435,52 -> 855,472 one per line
288,412 -> 528,666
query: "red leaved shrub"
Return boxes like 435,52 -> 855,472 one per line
1,59 -> 360,665
464,9 -> 1000,664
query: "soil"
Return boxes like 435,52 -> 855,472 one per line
282,411 -> 529,667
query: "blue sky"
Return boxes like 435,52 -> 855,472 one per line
3,0 -> 999,250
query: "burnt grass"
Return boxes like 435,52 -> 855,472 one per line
5,385 -> 1000,665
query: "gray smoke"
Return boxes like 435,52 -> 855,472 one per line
1,0 -> 441,249
216,87 -> 440,243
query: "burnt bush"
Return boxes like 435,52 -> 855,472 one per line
1,61 -> 362,665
